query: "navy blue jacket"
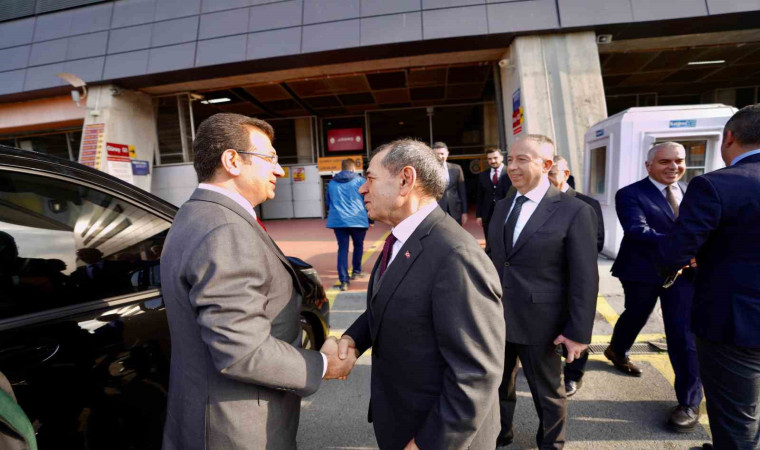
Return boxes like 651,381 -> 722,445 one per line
611,177 -> 686,283
659,153 -> 760,347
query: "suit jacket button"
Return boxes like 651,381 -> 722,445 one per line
504,262 -> 510,267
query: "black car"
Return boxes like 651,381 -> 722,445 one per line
0,145 -> 329,449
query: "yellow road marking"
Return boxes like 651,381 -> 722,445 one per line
362,230 -> 390,265
596,294 -> 620,327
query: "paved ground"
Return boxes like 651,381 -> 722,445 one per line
263,216 -> 710,450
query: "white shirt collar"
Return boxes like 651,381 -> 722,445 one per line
198,183 -> 258,220
560,183 -> 570,193
391,201 -> 438,245
492,164 -> 504,175
517,176 -> 551,204
648,176 -> 676,193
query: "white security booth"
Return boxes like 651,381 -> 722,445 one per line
583,104 -> 737,258
263,164 -> 323,219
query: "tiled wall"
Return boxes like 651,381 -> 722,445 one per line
0,0 -> 755,96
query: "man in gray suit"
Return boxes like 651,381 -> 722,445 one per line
160,113 -> 355,450
487,135 -> 598,449
433,142 -> 468,225
336,139 -> 505,449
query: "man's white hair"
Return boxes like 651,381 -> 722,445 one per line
647,141 -> 685,163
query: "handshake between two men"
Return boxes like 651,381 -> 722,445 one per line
322,335 -> 359,380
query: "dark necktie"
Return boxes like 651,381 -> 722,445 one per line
378,233 -> 398,278
665,185 -> 679,218
504,196 -> 529,253
492,169 -> 499,186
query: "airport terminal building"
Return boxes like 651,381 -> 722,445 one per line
1,0 -> 759,214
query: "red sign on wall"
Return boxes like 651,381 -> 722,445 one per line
106,142 -> 131,162
327,128 -> 363,152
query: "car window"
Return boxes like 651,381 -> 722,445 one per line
0,169 -> 170,320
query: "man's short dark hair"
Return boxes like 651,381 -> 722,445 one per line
371,139 -> 446,200
485,147 -> 502,156
725,104 -> 760,147
193,113 -> 275,182
341,158 -> 356,171
432,142 -> 448,150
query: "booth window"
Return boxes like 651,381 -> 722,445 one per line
680,140 -> 707,183
588,146 -> 607,195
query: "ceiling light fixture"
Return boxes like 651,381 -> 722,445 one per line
687,60 -> 726,66
201,97 -> 231,104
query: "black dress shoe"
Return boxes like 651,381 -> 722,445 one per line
604,346 -> 643,377
565,379 -> 583,397
701,444 -> 713,450
495,435 -> 513,448
668,404 -> 700,433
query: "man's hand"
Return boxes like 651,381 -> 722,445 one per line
404,438 -> 419,450
338,335 -> 359,360
553,335 -> 588,363
461,213 -> 468,225
322,337 -> 357,380
475,217 -> 482,227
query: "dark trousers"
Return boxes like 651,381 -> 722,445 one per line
482,220 -> 490,244
610,279 -> 702,407
500,342 -> 566,449
697,337 -> 760,450
333,228 -> 367,283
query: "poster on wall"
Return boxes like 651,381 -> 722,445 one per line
317,156 -> 364,174
292,167 -> 306,183
105,142 -> 134,184
131,160 -> 150,175
512,88 -> 523,135
327,128 -> 363,152
80,123 -> 105,169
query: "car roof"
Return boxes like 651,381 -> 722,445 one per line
0,144 -> 178,219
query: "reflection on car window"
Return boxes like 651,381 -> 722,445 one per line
0,170 -> 170,320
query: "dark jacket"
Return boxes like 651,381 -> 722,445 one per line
346,207 -> 504,450
438,162 -> 467,221
475,166 -> 511,224
566,188 -> 605,253
487,185 -> 599,345
611,177 -> 686,283
326,171 -> 368,229
659,153 -> 760,347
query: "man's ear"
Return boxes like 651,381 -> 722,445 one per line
220,149 -> 242,176
542,158 -> 554,173
399,166 -> 417,195
723,130 -> 736,148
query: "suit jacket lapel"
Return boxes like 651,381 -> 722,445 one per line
565,187 -> 577,197
189,188 -> 301,290
509,186 -> 561,258
640,178 -> 676,221
489,190 -> 514,261
369,208 -> 442,339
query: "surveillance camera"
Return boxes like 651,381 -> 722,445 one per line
498,59 -> 509,68
71,89 -> 81,106
596,34 -> 613,44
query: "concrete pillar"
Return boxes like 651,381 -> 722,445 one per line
295,117 -> 313,163
483,102 -> 500,149
501,31 -> 607,191
79,85 -> 158,192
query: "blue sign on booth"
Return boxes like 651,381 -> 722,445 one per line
669,119 -> 697,128
131,160 -> 150,175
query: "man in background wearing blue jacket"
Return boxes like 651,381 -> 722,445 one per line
326,158 -> 369,291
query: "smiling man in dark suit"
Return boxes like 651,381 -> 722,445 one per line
476,147 -> 512,243
337,139 -> 505,450
608,141 -> 702,432
660,104 -> 760,450
548,156 -> 604,398
487,134 -> 598,449
433,142 -> 468,225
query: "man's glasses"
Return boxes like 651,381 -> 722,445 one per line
236,151 -> 279,166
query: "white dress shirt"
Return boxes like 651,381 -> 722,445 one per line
560,183 -> 569,193
387,201 -> 438,268
198,183 -> 258,220
442,162 -> 450,184
505,176 -> 551,246
197,183 -> 327,376
648,177 -> 683,205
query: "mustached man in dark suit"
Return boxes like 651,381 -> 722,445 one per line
433,142 -> 468,225
337,139 -> 506,450
547,156 -> 604,398
476,147 -> 512,243
487,135 -> 598,449
660,104 -> 760,450
608,141 -> 702,432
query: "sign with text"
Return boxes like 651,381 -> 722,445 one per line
292,167 -> 306,183
317,156 -> 364,173
131,160 -> 150,175
512,88 -> 523,135
327,128 -> 363,152
106,142 -> 131,162
80,123 -> 105,169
